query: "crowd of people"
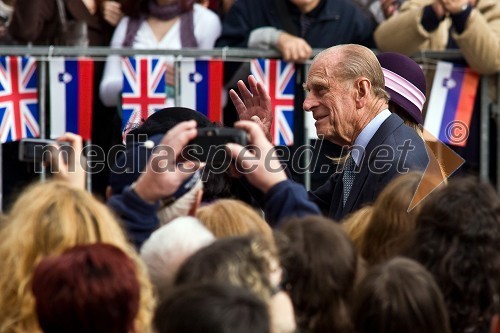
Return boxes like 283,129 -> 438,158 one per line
0,0 -> 499,332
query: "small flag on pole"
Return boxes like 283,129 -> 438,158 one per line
49,57 -> 93,140
179,59 -> 224,123
0,56 -> 39,143
251,58 -> 295,146
424,61 -> 479,147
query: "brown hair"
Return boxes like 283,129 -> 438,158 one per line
342,205 -> 373,251
360,172 -> 423,266
175,235 -> 278,301
353,257 -> 451,333
279,216 -> 357,333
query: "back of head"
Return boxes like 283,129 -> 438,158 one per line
342,205 -> 374,251
110,106 -> 232,200
361,172 -> 423,265
32,243 -> 140,333
175,235 -> 277,301
154,283 -> 271,333
410,177 -> 500,333
196,199 -> 273,241
0,181 -> 154,333
353,257 -> 450,333
140,216 -> 215,300
279,215 -> 357,333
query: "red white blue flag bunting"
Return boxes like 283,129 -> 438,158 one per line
121,56 -> 169,135
49,57 -> 94,140
424,61 -> 479,147
251,58 -> 295,146
179,59 -> 224,123
0,56 -> 39,143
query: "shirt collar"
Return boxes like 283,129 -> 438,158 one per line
351,109 -> 391,166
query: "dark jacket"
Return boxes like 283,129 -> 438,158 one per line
9,0 -> 115,46
310,114 -> 429,220
108,185 -> 160,249
216,0 -> 376,48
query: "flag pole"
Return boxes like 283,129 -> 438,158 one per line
39,55 -> 47,181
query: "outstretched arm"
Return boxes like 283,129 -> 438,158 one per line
229,75 -> 273,141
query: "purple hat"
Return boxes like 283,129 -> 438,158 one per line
377,52 -> 426,125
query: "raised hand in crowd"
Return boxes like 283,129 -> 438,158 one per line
133,120 -> 203,204
229,75 -> 272,141
165,63 -> 175,87
276,32 -> 313,63
101,0 -> 124,27
50,132 -> 86,190
225,120 -> 287,194
437,0 -> 471,14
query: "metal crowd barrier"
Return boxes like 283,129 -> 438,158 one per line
0,47 -> 497,193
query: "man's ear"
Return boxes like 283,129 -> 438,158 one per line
355,78 -> 371,109
491,314 -> 500,333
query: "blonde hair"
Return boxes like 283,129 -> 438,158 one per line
0,181 -> 155,333
342,206 -> 374,251
196,199 -> 273,242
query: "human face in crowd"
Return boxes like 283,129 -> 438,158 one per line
303,51 -> 359,147
289,0 -> 321,13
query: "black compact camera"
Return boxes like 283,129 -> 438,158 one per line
19,138 -> 72,163
183,127 -> 248,164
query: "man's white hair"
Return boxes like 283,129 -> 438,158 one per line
140,216 -> 215,300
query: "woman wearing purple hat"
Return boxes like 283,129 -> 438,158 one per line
377,52 -> 447,178
376,52 -> 427,136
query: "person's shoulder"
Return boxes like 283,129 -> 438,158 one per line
193,3 -> 221,22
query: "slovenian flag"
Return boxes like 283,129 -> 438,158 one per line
49,57 -> 93,140
424,61 -> 479,147
179,59 -> 223,123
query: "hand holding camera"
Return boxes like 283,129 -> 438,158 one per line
19,133 -> 86,189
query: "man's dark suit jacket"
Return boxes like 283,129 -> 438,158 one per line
309,113 -> 429,220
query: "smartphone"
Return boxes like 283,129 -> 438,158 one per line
19,138 -> 72,163
183,127 -> 248,164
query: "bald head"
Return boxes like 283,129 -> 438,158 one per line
314,44 -> 389,102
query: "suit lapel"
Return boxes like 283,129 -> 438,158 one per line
341,114 -> 405,215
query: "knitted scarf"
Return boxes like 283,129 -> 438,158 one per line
122,0 -> 197,47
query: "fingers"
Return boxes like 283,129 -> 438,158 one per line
57,132 -> 83,151
277,32 -> 312,62
160,120 -> 198,157
237,79 -> 254,103
234,120 -> 273,148
230,89 -> 247,117
225,142 -> 256,171
165,63 -> 175,86
102,1 -> 123,26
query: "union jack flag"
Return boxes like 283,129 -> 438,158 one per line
121,56 -> 168,135
0,56 -> 39,143
251,59 -> 295,146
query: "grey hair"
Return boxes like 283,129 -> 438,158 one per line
140,216 -> 215,300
